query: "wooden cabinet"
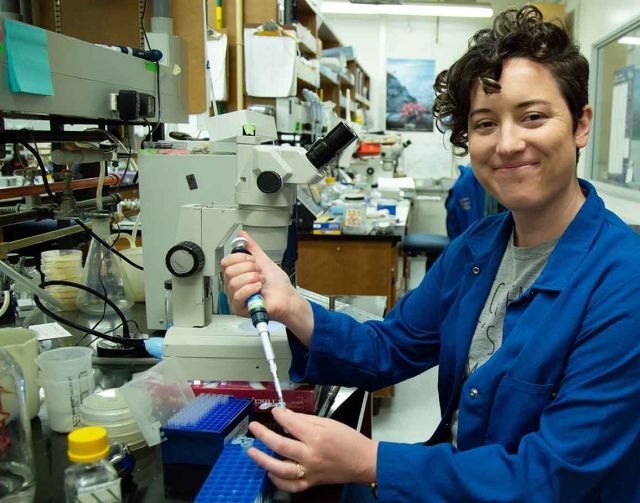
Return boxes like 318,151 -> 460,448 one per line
297,237 -> 399,312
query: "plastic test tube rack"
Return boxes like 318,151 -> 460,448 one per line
161,394 -> 253,467
195,436 -> 273,503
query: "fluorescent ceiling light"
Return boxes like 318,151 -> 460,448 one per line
321,2 -> 494,18
618,36 -> 640,45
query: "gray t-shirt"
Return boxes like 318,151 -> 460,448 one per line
450,232 -> 557,447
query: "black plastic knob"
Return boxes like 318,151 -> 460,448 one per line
166,241 -> 205,278
257,171 -> 283,193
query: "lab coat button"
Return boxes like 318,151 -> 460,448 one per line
472,266 -> 480,275
469,388 -> 478,398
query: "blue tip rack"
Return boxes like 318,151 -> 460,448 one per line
161,395 -> 253,467
195,436 -> 273,503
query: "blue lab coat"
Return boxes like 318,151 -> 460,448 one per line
288,179 -> 640,502
445,164 -> 486,240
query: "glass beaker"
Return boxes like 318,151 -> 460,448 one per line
0,347 -> 35,502
77,214 -> 134,315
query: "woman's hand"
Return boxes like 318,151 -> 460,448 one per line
221,231 -> 298,323
221,231 -> 314,345
247,407 -> 378,493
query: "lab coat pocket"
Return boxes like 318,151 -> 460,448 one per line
485,376 -> 555,453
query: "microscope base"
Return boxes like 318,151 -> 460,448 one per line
163,315 -> 291,381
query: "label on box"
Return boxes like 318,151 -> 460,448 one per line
191,381 -> 317,414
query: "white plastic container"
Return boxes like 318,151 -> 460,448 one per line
37,347 -> 95,432
36,347 -> 92,381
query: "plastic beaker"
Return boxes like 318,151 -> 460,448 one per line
40,377 -> 95,433
0,328 -> 40,420
76,214 -> 134,315
35,347 -> 93,382
36,347 -> 95,432
0,347 -> 36,501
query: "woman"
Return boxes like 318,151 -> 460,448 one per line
222,6 -> 640,502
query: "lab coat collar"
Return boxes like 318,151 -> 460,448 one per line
465,178 -> 604,293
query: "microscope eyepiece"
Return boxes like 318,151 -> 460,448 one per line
306,122 -> 358,170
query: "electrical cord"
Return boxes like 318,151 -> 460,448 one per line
73,218 -> 143,271
33,280 -> 145,349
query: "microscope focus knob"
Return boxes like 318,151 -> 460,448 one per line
257,171 -> 283,194
366,167 -> 375,175
166,241 -> 205,278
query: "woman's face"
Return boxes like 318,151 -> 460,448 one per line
467,58 -> 592,214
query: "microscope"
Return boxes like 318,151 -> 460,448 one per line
140,111 -> 357,380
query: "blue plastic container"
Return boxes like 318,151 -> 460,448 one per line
161,395 -> 252,467
195,438 -> 273,503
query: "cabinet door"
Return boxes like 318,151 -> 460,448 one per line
297,239 -> 396,307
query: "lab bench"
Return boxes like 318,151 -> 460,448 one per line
14,296 -> 375,502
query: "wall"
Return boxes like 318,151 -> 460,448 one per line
324,14 -> 489,180
565,0 -> 640,224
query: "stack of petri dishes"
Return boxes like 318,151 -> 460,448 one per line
80,388 -> 146,451
40,250 -> 83,311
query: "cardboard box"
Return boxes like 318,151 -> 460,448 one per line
191,381 -> 318,414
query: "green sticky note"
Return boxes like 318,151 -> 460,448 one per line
145,61 -> 158,73
4,19 -> 54,96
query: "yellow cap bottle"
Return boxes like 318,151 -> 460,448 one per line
67,426 -> 110,464
64,426 -> 121,501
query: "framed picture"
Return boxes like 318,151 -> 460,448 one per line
386,58 -> 435,132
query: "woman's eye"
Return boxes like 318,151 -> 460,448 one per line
474,121 -> 494,130
524,112 -> 545,122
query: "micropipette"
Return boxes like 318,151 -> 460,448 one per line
231,237 -> 286,408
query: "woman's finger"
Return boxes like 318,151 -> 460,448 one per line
247,447 -> 302,481
267,472 -> 311,494
220,250 -> 254,269
271,407 -> 316,441
249,421 -> 307,462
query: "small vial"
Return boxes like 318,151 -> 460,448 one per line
64,426 -> 122,503
164,279 -> 173,329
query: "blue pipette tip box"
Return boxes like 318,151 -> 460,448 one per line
161,395 -> 253,467
195,437 -> 273,503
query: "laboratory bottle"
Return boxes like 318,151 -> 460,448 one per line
0,347 -> 36,502
64,426 -> 121,503
320,176 -> 340,209
77,214 -> 134,315
343,193 -> 368,235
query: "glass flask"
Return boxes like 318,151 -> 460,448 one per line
0,347 -> 35,502
77,214 -> 134,315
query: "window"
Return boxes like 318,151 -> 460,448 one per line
590,20 -> 640,191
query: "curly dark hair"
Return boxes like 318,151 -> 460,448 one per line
432,6 -> 589,156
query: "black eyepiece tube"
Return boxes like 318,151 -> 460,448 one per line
306,122 -> 358,170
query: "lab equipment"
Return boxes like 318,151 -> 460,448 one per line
0,347 -> 36,502
64,426 -> 122,503
150,111 -> 356,381
230,236 -> 285,408
164,280 -> 173,329
343,193 -> 367,234
79,389 -> 146,452
0,328 -> 39,420
77,213 -> 134,315
160,394 -> 252,466
40,250 -> 83,311
194,437 -> 273,503
119,357 -> 195,447
36,347 -> 95,433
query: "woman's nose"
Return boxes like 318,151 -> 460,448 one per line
495,123 -> 526,156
